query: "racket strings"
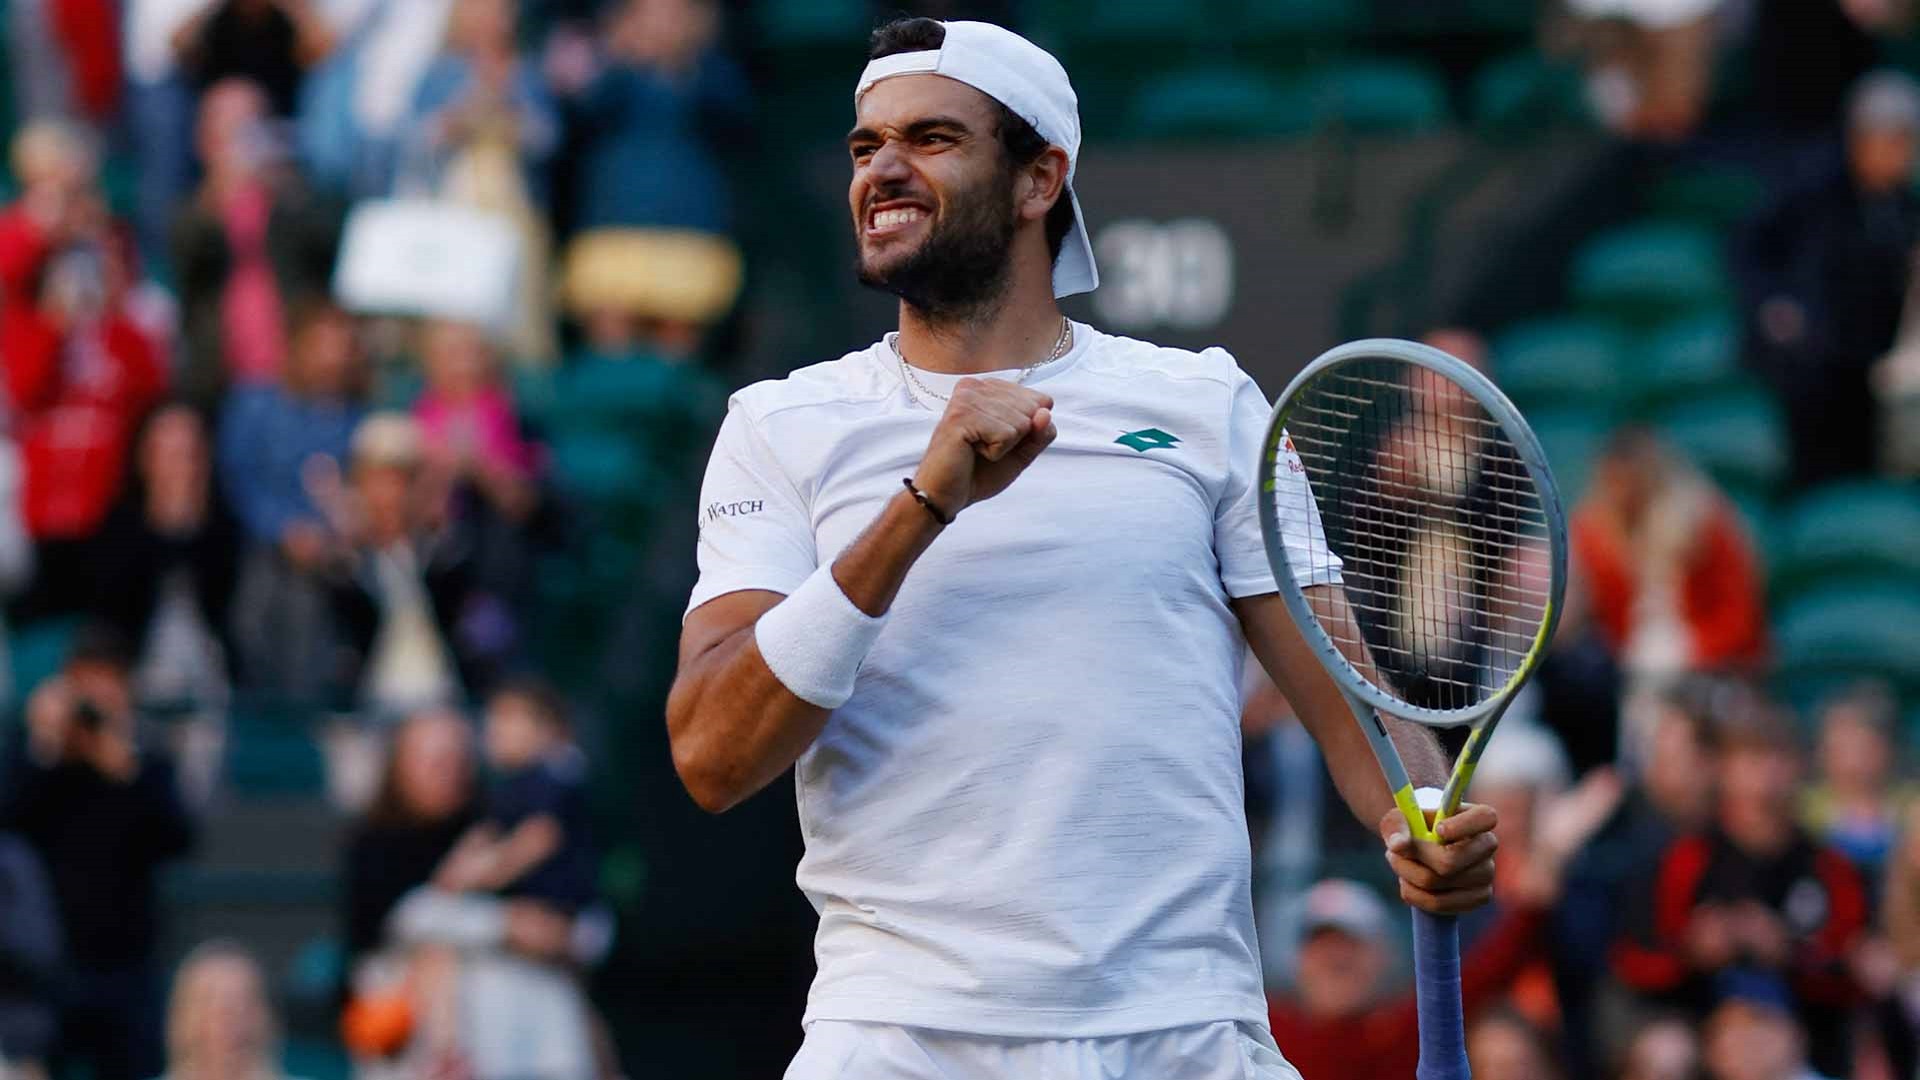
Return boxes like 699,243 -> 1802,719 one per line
1276,360 -> 1552,714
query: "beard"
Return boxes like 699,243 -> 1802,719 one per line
855,165 -> 1017,324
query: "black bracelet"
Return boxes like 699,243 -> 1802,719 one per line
901,477 -> 952,526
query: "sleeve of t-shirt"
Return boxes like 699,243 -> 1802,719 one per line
1214,357 -> 1342,597
685,400 -> 818,617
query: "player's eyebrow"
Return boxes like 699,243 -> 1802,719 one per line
846,116 -> 975,149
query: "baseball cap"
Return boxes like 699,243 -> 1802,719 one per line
1299,879 -> 1392,942
854,20 -> 1099,299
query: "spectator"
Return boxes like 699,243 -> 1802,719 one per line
1872,800 -> 1920,1078
172,0 -> 338,117
405,0 -> 559,362
1799,681 -> 1911,886
220,296 -> 365,700
159,941 -> 300,1080
1613,708 -> 1867,1076
1736,70 -> 1920,488
123,0 -> 211,266
1,124 -> 167,620
558,227 -> 743,362
0,832 -> 61,1080
0,629 -> 195,1080
548,0 -> 750,236
0,434 -> 36,708
1701,975 -> 1834,1080
1467,1007 -> 1565,1080
340,707 -> 478,970
1616,1017 -> 1702,1080
172,78 -> 344,409
1270,775 -> 1619,1080
1571,428 -> 1767,683
1560,0 -> 1720,142
90,403 -> 242,807
414,318 -> 545,662
312,413 -> 478,720
1557,690 -> 1719,1079
435,678 -> 594,915
292,0 -> 456,196
5,0 -> 122,131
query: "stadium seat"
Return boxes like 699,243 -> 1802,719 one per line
1471,52 -> 1590,132
1648,164 -> 1767,228
1310,60 -> 1452,134
549,430 -> 659,508
1768,482 -> 1920,604
1241,0 -> 1364,41
1650,383 -> 1787,494
753,0 -> 870,44
7,617 -> 78,713
1773,585 -> 1920,703
1631,308 -> 1742,409
224,697 -> 326,797
1490,315 -> 1628,411
1520,406 -> 1609,502
1572,221 -> 1729,322
1128,67 -> 1314,140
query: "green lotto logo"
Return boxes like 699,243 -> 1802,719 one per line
1115,427 -> 1180,453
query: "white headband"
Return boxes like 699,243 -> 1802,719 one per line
854,20 -> 1098,298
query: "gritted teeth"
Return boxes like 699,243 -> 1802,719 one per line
871,207 -> 927,229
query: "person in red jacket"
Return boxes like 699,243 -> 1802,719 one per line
1270,771 -> 1622,1080
1571,427 -> 1767,680
0,124 -> 166,618
1612,709 -> 1868,1077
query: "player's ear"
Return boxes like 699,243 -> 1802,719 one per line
1018,145 -> 1069,224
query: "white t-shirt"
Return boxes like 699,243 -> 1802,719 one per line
686,323 -> 1338,1038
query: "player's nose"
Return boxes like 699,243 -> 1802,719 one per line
866,138 -> 912,181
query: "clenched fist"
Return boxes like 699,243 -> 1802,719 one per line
913,379 -> 1057,517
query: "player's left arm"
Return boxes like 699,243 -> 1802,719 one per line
1233,591 -> 1498,915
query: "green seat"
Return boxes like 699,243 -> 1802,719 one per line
550,430 -> 659,508
1311,60 -> 1451,133
1129,67 -> 1313,139
225,696 -> 325,796
754,0 -> 870,44
1769,482 -> 1920,603
1523,406 -> 1610,502
9,617 -> 79,712
1572,221 -> 1729,322
1650,383 -> 1787,492
1242,0 -> 1364,39
1648,165 -> 1767,228
1471,52 -> 1589,131
1491,316 -> 1628,410
1773,585 -> 1920,701
1632,309 -> 1742,409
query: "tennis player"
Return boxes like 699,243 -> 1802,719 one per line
669,17 -> 1499,1079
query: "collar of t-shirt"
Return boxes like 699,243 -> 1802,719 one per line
879,319 -> 1093,402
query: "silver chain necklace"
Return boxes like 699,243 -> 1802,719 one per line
893,317 -> 1073,408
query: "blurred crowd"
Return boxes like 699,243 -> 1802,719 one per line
0,0 -> 745,1077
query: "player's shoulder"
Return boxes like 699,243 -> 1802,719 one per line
727,342 -> 893,425
1077,325 -> 1253,390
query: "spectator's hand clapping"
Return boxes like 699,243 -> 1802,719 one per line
1688,905 -> 1740,970
1732,903 -> 1792,968
1513,766 -> 1625,906
24,677 -> 76,764
543,28 -> 600,96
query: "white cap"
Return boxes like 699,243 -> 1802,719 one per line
1298,879 -> 1392,942
854,20 -> 1098,299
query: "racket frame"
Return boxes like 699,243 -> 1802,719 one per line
1256,337 -> 1568,834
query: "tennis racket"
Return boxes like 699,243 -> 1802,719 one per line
1256,338 -> 1567,1080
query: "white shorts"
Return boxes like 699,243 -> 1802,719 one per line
783,1019 -> 1303,1080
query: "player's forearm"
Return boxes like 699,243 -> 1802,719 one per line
669,491 -> 944,812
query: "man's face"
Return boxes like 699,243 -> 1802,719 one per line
1294,926 -> 1386,1018
847,74 -> 1020,319
1703,1002 -> 1801,1080
1720,743 -> 1798,820
1850,127 -> 1916,194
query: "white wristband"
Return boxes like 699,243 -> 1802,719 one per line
753,564 -> 887,709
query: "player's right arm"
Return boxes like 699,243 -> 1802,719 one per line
668,378 -> 1056,813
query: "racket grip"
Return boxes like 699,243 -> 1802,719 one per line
1411,908 -> 1471,1080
